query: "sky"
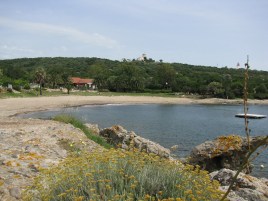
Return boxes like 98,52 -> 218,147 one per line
0,0 -> 268,71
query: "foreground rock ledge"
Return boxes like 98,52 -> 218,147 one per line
189,135 -> 268,173
0,118 -> 102,201
210,168 -> 268,201
99,125 -> 171,158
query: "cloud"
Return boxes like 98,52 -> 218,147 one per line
0,44 -> 34,53
0,17 -> 119,49
0,44 -> 39,59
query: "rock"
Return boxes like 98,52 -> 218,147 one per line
85,123 -> 100,135
0,186 -> 17,201
170,145 -> 179,152
189,135 -> 267,173
99,125 -> 170,158
211,169 -> 268,201
0,117 -> 102,201
9,187 -> 21,199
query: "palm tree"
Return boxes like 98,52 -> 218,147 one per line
61,73 -> 72,94
35,67 -> 46,95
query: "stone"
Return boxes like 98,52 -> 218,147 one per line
99,125 -> 170,158
170,145 -> 179,152
9,187 -> 21,199
189,135 -> 267,173
210,169 -> 268,201
85,123 -> 100,135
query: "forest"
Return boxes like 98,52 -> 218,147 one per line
0,57 -> 268,99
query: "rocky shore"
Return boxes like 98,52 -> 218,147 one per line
0,95 -> 268,200
0,118 -> 102,200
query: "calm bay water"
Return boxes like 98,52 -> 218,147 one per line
19,104 -> 268,177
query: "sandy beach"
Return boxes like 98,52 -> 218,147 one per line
1,95 -> 268,118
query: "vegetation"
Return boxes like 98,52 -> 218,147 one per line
0,57 -> 267,99
23,149 -> 224,201
34,67 -> 46,95
0,89 -> 185,99
53,115 -> 111,149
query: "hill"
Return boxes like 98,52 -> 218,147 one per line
0,57 -> 267,99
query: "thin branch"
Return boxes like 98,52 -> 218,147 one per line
220,136 -> 268,201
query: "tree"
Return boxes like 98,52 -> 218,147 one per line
90,65 -> 110,90
231,82 -> 243,98
35,67 -> 46,95
207,82 -> 224,96
47,66 -> 63,88
156,64 -> 176,89
62,73 -> 72,94
222,74 -> 232,99
255,83 -> 267,94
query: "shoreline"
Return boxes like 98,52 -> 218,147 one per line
0,95 -> 267,200
1,95 -> 268,118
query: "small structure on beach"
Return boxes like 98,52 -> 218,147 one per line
235,113 -> 267,119
71,77 -> 95,90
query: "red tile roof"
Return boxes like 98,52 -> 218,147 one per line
71,77 -> 94,84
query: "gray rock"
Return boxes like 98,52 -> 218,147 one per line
100,125 -> 170,158
189,135 -> 267,173
170,145 -> 179,152
210,169 -> 268,201
85,123 -> 100,135
9,187 -> 21,199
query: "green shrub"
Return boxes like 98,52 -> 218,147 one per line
98,88 -> 110,92
13,85 -> 22,91
7,88 -> 13,93
23,149 -> 223,201
253,93 -> 268,100
24,83 -> 31,90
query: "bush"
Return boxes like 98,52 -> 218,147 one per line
7,88 -> 13,93
23,149 -> 223,201
24,83 -> 31,90
98,88 -> 110,92
13,85 -> 22,92
253,93 -> 268,100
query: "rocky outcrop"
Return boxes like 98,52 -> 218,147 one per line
0,118 -> 101,201
99,125 -> 170,158
189,135 -> 267,173
85,123 -> 100,135
210,168 -> 268,201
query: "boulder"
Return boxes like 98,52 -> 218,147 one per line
210,169 -> 268,201
189,135 -> 267,173
85,123 -> 100,135
99,125 -> 170,158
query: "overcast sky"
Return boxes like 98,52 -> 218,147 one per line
0,0 -> 268,71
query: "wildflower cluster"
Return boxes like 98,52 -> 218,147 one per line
23,149 -> 224,201
212,135 -> 242,157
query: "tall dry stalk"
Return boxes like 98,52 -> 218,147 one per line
243,55 -> 250,151
220,56 -> 268,201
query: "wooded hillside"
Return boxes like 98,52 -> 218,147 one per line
0,57 -> 267,99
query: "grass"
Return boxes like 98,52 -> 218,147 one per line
0,88 -> 201,99
53,114 -> 112,149
23,149 -> 224,201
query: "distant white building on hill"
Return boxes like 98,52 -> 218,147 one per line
137,53 -> 147,61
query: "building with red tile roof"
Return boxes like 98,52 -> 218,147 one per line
71,77 -> 95,89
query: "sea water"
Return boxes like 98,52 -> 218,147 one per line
19,104 -> 268,178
